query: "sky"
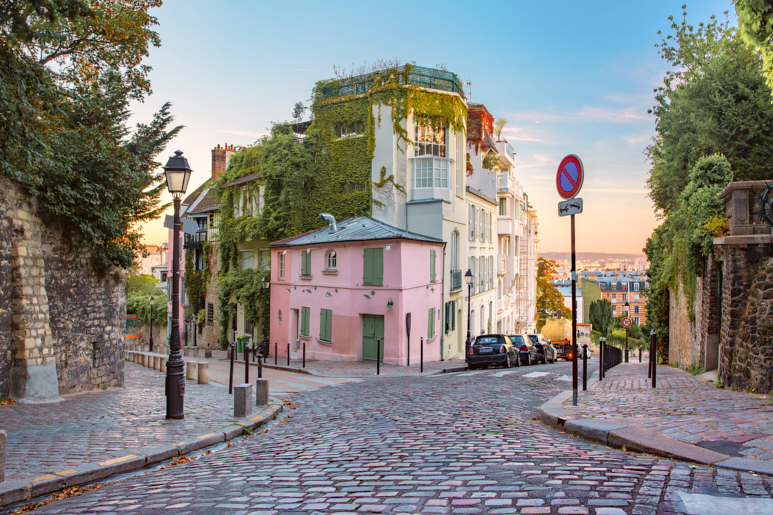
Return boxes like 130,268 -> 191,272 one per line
133,0 -> 738,255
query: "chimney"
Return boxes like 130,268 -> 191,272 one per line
211,143 -> 235,180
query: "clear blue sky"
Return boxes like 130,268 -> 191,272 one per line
134,0 -> 737,254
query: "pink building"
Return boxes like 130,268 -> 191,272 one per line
269,216 -> 445,365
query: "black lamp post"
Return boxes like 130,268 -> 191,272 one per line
162,150 -> 192,420
624,300 -> 630,363
148,295 -> 155,353
464,269 -> 473,362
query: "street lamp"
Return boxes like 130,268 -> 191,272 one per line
464,269 -> 473,362
162,150 -> 193,420
624,300 -> 630,363
148,295 -> 155,353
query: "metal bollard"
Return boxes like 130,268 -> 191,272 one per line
229,342 -> 235,395
302,341 -> 306,368
258,354 -> 262,379
407,334 -> 410,367
599,337 -> 605,380
245,339 -> 250,385
582,344 -> 587,391
376,337 -> 381,376
650,329 -> 657,388
275,342 -> 278,365
420,336 -> 423,373
287,343 -> 290,366
639,346 -> 642,363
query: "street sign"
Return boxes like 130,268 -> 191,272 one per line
622,317 -> 632,328
558,198 -> 583,217
556,154 -> 584,200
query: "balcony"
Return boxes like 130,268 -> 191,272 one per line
497,217 -> 514,236
183,230 -> 207,250
450,269 -> 462,292
496,172 -> 514,193
498,255 -> 507,276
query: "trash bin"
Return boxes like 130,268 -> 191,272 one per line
236,336 -> 251,354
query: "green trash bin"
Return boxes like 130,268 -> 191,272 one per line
236,336 -> 251,354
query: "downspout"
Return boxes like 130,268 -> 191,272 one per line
441,244 -> 446,361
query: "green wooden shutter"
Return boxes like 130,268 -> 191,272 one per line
430,248 -> 436,282
363,248 -> 373,285
374,248 -> 383,286
301,307 -> 310,336
428,307 -> 435,339
319,308 -> 327,340
302,250 -> 311,275
325,309 -> 332,341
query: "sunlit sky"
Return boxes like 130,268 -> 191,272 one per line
133,0 -> 737,254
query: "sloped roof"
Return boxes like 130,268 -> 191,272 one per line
182,182 -> 208,207
188,186 -> 220,215
222,172 -> 265,189
270,216 -> 444,247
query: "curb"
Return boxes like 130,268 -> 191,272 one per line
260,362 -> 468,377
537,389 -> 773,477
0,402 -> 285,510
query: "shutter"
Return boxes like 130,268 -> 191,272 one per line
319,308 -> 326,340
326,309 -> 333,341
302,307 -> 310,336
452,303 -> 456,331
431,308 -> 436,339
374,248 -> 384,286
428,308 -> 433,339
430,248 -> 436,282
363,248 -> 373,285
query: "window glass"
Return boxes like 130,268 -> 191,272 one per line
415,125 -> 446,157
475,336 -> 501,345
414,158 -> 448,188
328,251 -> 337,270
510,335 -> 525,344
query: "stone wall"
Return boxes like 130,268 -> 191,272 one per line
202,244 -> 222,349
669,283 -> 699,369
0,177 -> 125,401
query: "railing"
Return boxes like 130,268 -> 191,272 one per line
450,269 -> 462,292
496,173 -> 511,193
320,65 -> 465,99
183,230 -> 207,250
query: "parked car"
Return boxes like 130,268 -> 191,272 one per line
527,333 -> 556,364
468,334 -> 519,369
509,334 -> 538,365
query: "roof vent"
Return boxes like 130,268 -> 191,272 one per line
320,213 -> 337,233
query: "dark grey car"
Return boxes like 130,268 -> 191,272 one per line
468,334 -> 519,369
509,334 -> 538,365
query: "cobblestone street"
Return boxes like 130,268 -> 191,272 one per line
12,361 -> 773,514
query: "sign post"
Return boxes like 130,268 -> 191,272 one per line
556,154 -> 584,407
622,316 -> 632,364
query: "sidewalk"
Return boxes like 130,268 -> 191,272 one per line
539,362 -> 773,476
0,363 -> 283,508
259,357 -> 467,377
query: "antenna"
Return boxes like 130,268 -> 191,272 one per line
464,79 -> 472,103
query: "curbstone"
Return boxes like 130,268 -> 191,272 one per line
0,479 -> 30,507
538,405 -> 576,429
29,474 -> 65,498
234,383 -> 252,418
198,362 -> 209,384
174,433 -> 225,456
143,445 -> 180,466
186,361 -> 197,380
564,419 -> 626,446
715,457 -> 773,476
607,427 -> 729,465
221,424 -> 246,440
0,429 -> 5,483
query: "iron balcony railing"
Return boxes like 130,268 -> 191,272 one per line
183,230 -> 207,250
320,65 -> 465,100
450,269 -> 462,292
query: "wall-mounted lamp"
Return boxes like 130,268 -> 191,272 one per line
386,298 -> 394,308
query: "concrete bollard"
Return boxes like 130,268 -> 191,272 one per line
193,348 -> 200,358
186,361 -> 197,380
154,356 -> 161,371
142,353 -> 149,367
0,429 -> 6,482
198,362 -> 209,384
255,379 -> 269,407
234,383 -> 252,418
161,357 -> 168,371
183,347 -> 190,357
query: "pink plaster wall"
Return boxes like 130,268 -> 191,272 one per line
269,239 -> 444,365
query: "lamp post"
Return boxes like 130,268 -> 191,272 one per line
624,300 -> 630,363
148,295 -> 155,353
464,269 -> 473,362
162,150 -> 192,420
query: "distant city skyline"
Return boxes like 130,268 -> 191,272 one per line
133,1 -> 736,254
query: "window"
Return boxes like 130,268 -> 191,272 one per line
451,231 -> 459,271
240,250 -> 255,271
634,317 -> 640,325
634,305 -> 640,314
363,248 -> 384,286
479,209 -> 484,242
470,205 -> 476,241
489,256 -> 494,289
479,257 -> 485,292
160,270 -> 168,282
499,198 -> 507,216
415,124 -> 446,157
301,250 -> 311,276
428,307 -> 436,339
634,282 -> 640,291
335,121 -> 365,139
470,309 -> 476,337
300,307 -> 310,337
259,249 -> 269,269
319,308 -> 332,342
279,253 -> 286,280
612,293 -> 617,302
327,251 -> 337,270
414,157 -> 449,188
622,293 -> 627,302
489,302 -> 493,333
444,301 -> 456,334
207,303 -> 214,326
635,293 -> 640,301
430,248 -> 436,282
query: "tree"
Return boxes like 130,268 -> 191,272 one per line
536,258 -> 571,331
735,0 -> 773,94
292,101 -> 306,123
126,273 -> 160,297
494,118 -> 508,141
646,7 -> 773,215
589,299 -> 614,338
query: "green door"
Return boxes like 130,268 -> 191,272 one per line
362,314 -> 384,361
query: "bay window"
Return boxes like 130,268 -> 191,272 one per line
414,124 -> 449,189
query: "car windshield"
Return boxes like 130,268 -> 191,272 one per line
509,335 -> 525,344
475,336 -> 501,345
527,335 -> 539,344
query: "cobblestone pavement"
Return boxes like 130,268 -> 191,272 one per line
570,363 -> 773,461
261,358 -> 467,377
15,361 -> 773,514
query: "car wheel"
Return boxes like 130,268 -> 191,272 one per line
504,354 -> 511,369
540,352 -> 547,364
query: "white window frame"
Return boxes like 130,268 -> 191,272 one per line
413,157 -> 449,189
456,133 -> 463,196
279,253 -> 286,280
415,124 -> 446,157
327,250 -> 337,270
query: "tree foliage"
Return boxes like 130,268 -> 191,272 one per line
589,299 -> 614,338
126,292 -> 167,325
1,1 -> 178,273
735,0 -> 773,94
126,273 -> 160,297
647,7 -> 773,215
536,258 -> 571,331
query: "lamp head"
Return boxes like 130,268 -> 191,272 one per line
163,150 -> 193,197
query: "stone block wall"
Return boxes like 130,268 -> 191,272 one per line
202,243 -> 222,349
0,177 -> 125,401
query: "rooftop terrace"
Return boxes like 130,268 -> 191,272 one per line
318,65 -> 465,100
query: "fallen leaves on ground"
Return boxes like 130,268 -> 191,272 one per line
0,397 -> 15,406
12,483 -> 114,514
282,399 -> 297,410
